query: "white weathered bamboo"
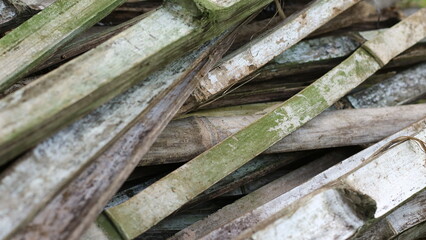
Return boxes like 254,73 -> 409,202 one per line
189,0 -> 362,108
103,9 -> 426,239
237,188 -> 373,240
0,0 -> 125,92
142,104 -> 426,165
236,129 -> 426,239
0,0 -> 271,165
175,117 -> 426,240
0,39 -> 215,240
354,190 -> 426,239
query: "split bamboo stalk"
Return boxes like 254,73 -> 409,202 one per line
353,190 -> 426,239
0,0 -> 272,165
347,62 -> 426,108
140,149 -> 352,239
183,0 -> 363,113
10,26 -> 238,240
235,133 -> 426,239
0,32 -> 222,240
141,104 -> 426,165
101,9 -> 426,239
171,149 -> 364,240
175,117 -> 426,240
0,0 -> 126,92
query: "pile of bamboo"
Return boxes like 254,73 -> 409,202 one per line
0,0 -> 426,239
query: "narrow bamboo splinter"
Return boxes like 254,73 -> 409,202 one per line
103,8 -> 426,240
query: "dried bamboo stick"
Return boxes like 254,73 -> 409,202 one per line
183,0 -> 363,113
10,27 -> 238,240
171,149 -> 364,239
141,104 -> 426,165
102,9 -> 426,239
0,0 -> 126,92
177,117 -> 426,240
0,0 -> 272,165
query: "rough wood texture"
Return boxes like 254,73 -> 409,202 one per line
0,36 -> 219,240
348,62 -> 426,108
141,104 -> 426,165
103,10 -> 426,239
11,27 -> 238,240
0,0 -> 272,165
186,0 -> 362,112
0,0 -> 126,92
175,117 -> 426,240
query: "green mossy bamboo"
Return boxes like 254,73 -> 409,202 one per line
0,0 -> 126,91
104,8 -> 426,239
0,0 -> 273,165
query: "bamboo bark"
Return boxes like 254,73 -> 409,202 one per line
103,9 -> 426,239
0,0 -> 126,92
347,62 -> 426,108
141,104 -> 426,165
0,0 -> 272,165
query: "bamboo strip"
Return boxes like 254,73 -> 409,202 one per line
0,0 -> 271,165
104,8 -> 426,239
141,104 -> 426,165
0,0 -> 126,91
186,0 -> 362,111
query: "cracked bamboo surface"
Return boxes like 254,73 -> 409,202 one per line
102,8 -> 426,240
0,0 -> 272,165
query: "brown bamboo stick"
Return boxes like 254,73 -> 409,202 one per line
141,104 -> 426,165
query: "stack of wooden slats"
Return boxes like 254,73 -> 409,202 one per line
0,0 -> 426,239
